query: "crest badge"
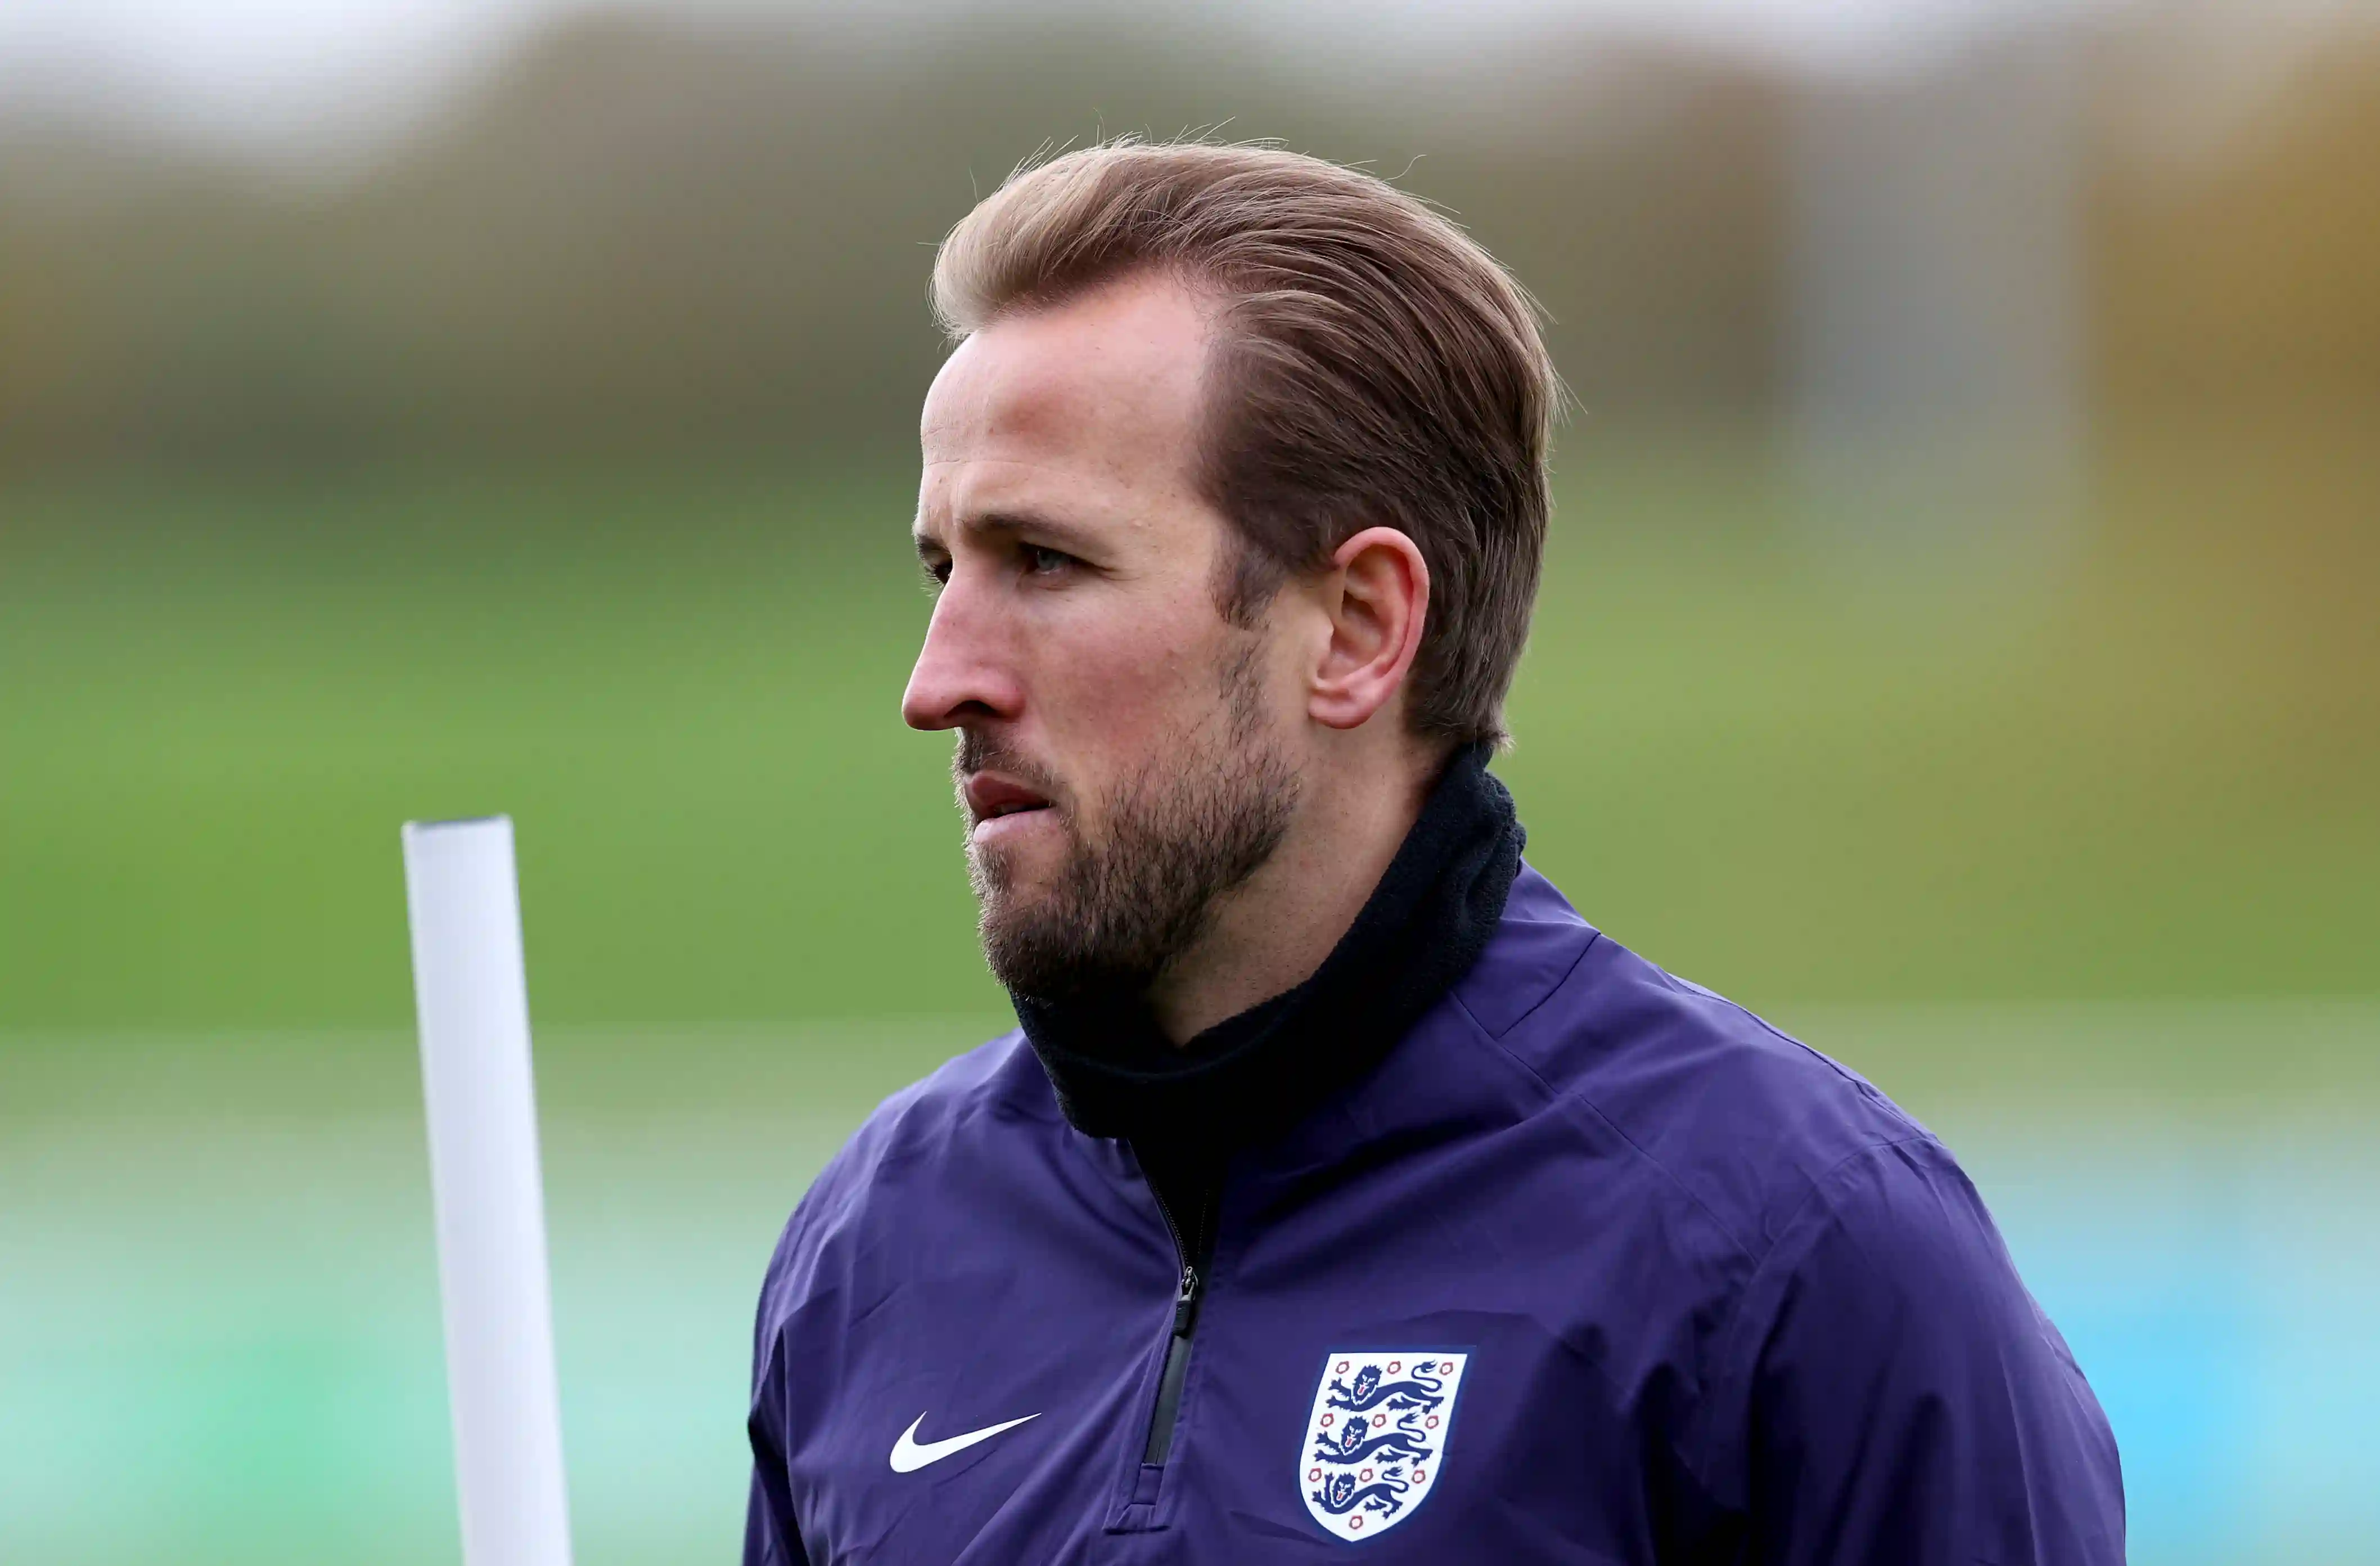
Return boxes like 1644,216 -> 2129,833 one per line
1298,1350 -> 1468,1541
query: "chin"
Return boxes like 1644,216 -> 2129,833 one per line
968,832 -> 1063,904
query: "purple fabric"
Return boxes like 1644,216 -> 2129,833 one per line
746,865 -> 2123,1563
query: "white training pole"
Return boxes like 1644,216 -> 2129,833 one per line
403,816 -> 574,1566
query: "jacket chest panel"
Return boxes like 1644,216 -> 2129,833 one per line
787,1206 -> 1673,1563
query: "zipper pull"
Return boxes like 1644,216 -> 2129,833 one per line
1171,1265 -> 1202,1335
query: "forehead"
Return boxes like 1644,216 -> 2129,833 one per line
918,273 -> 1214,530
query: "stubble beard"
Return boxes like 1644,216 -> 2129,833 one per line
961,643 -> 1301,1004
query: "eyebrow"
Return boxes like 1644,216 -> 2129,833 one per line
914,508 -> 1104,558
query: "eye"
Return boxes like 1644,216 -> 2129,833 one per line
918,554 -> 952,591
1021,544 -> 1075,577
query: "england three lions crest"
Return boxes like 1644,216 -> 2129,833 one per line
1299,1351 -> 1468,1541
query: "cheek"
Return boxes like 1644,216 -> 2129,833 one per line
1034,605 -> 1226,751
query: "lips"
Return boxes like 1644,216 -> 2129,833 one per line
964,771 -> 1054,825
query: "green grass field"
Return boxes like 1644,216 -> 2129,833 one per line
6,439 -> 2373,1039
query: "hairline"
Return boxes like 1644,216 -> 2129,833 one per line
945,260 -> 1313,629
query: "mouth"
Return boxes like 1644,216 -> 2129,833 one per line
963,770 -> 1057,831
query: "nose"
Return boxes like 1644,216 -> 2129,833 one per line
901,570 -> 1024,732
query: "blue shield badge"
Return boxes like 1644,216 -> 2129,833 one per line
1298,1351 -> 1468,1541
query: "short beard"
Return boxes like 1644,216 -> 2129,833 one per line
961,643 -> 1300,1004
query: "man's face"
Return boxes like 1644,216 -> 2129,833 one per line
904,272 -> 1302,999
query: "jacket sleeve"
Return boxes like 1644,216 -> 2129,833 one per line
745,1334 -> 810,1566
1736,1137 -> 2125,1565
744,1460 -> 807,1566
745,1216 -> 812,1566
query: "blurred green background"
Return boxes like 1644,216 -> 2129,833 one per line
2,2 -> 2376,1563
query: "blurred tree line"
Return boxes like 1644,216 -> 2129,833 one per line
0,5 -> 2373,475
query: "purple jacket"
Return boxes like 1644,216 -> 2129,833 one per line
746,866 -> 2124,1562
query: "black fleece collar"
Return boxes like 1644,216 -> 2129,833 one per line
1012,742 -> 1525,1156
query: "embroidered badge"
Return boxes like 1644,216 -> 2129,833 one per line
1298,1351 -> 1467,1540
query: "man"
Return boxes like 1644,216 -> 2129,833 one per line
746,142 -> 2122,1564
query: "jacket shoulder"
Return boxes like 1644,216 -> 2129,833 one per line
1473,878 -> 1935,1267
755,1028 -> 1052,1320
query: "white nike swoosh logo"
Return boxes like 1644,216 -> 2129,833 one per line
888,1410 -> 1040,1473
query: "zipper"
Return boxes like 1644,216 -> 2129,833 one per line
1138,1180 -> 1216,1467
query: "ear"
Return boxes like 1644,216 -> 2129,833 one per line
1308,526 -> 1429,730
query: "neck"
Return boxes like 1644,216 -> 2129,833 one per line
1144,742 -> 1435,1043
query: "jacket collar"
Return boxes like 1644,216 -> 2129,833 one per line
1242,863 -> 1601,1190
